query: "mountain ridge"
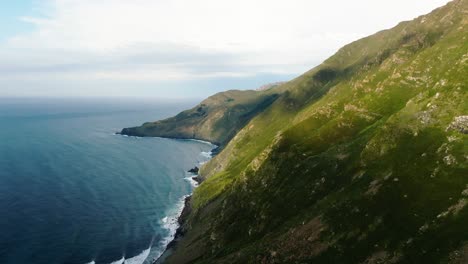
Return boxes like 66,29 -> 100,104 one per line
141,0 -> 467,263
120,88 -> 283,148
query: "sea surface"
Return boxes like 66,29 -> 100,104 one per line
0,97 -> 214,264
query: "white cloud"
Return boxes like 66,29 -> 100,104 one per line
0,0 -> 451,95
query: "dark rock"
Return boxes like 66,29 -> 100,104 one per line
188,166 -> 199,174
192,176 -> 203,184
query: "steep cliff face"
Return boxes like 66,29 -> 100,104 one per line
159,1 -> 468,263
120,89 -> 281,147
119,1 -> 468,263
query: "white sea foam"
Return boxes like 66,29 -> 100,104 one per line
184,176 -> 199,188
115,133 -> 142,139
187,139 -> 216,147
153,195 -> 189,260
84,252 -> 144,264
200,151 -> 212,158
123,247 -> 151,264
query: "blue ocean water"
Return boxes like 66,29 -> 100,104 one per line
0,97 -> 214,264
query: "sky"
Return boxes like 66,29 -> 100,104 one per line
0,0 -> 451,99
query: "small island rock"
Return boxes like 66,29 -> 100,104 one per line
188,166 -> 199,174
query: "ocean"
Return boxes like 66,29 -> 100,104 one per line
0,97 -> 214,264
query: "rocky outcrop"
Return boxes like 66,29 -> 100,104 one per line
187,166 -> 199,174
447,115 -> 468,134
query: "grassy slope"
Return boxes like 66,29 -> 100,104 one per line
121,89 -> 281,146
166,0 -> 468,263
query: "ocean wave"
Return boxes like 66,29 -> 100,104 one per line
200,151 -> 212,158
155,148 -> 211,259
187,139 -> 217,147
83,248 -> 149,264
114,133 -> 141,139
154,195 -> 189,260
123,248 -> 151,264
184,175 -> 199,188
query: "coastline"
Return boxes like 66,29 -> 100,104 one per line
153,139 -> 216,264
153,165 -> 208,264
114,133 -> 217,263
154,195 -> 193,264
115,132 -> 220,154
116,132 -> 220,152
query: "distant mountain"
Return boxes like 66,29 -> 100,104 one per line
120,89 -> 282,147
256,82 -> 286,91
142,0 -> 468,263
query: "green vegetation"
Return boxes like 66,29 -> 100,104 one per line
149,1 -> 468,263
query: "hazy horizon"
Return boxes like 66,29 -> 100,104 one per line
0,0 -> 451,99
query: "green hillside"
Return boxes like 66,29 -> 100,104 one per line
152,0 -> 468,263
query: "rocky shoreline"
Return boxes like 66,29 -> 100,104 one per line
154,193 -> 193,263
168,196 -> 192,248
153,162 -> 208,263
114,131 -> 216,263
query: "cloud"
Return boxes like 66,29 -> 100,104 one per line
0,0 -> 451,96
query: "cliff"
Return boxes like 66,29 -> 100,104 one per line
142,0 -> 468,263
